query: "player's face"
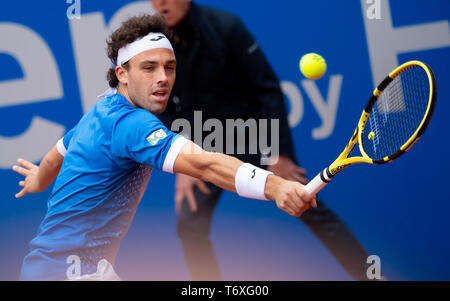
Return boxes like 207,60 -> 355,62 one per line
125,48 -> 176,114
151,0 -> 191,27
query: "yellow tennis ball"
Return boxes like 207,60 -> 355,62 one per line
368,131 -> 375,140
299,53 -> 327,79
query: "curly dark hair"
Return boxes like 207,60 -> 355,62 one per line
106,14 -> 172,88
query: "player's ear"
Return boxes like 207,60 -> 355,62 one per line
115,65 -> 128,85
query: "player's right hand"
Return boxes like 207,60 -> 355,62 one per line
273,180 -> 317,217
174,173 -> 211,214
12,158 -> 43,198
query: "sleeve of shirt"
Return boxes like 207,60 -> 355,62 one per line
56,125 -> 77,157
111,109 -> 190,172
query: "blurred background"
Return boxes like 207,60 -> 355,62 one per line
0,0 -> 449,280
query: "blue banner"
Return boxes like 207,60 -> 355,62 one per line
0,0 -> 449,280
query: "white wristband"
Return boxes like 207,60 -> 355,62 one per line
235,163 -> 273,200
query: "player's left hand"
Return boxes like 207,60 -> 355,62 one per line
12,158 -> 43,198
268,155 -> 308,184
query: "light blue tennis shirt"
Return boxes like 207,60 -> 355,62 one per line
20,93 -> 188,280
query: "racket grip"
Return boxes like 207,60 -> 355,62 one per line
304,168 -> 331,196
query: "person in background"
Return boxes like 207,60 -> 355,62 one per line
151,0 -> 371,281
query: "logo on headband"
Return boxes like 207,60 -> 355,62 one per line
150,35 -> 165,42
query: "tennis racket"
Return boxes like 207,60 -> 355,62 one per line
305,60 -> 437,196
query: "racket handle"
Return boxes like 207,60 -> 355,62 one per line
305,168 -> 331,196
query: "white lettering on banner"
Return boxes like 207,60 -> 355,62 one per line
2,1 -> 450,171
280,81 -> 304,128
70,1 -> 154,113
0,2 -> 153,170
0,23 -> 63,107
361,0 -> 450,88
0,118 -> 65,167
0,23 -> 64,168
301,75 -> 343,140
69,13 -> 110,114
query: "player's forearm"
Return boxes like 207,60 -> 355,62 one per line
174,142 -> 277,200
36,146 -> 64,190
201,153 -> 284,200
174,143 -> 242,193
198,152 -> 243,193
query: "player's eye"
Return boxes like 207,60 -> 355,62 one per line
143,66 -> 154,71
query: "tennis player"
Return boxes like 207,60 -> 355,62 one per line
12,14 -> 316,280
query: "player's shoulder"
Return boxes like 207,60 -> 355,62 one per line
116,96 -> 163,124
96,94 -> 161,132
101,94 -> 154,119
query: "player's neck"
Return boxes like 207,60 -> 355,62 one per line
117,84 -> 137,108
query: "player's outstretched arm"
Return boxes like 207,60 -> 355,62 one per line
12,145 -> 64,198
173,141 -> 316,217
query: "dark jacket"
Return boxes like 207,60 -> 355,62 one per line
159,3 -> 296,164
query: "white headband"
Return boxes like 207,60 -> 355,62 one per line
116,32 -> 173,66
98,32 -> 174,99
